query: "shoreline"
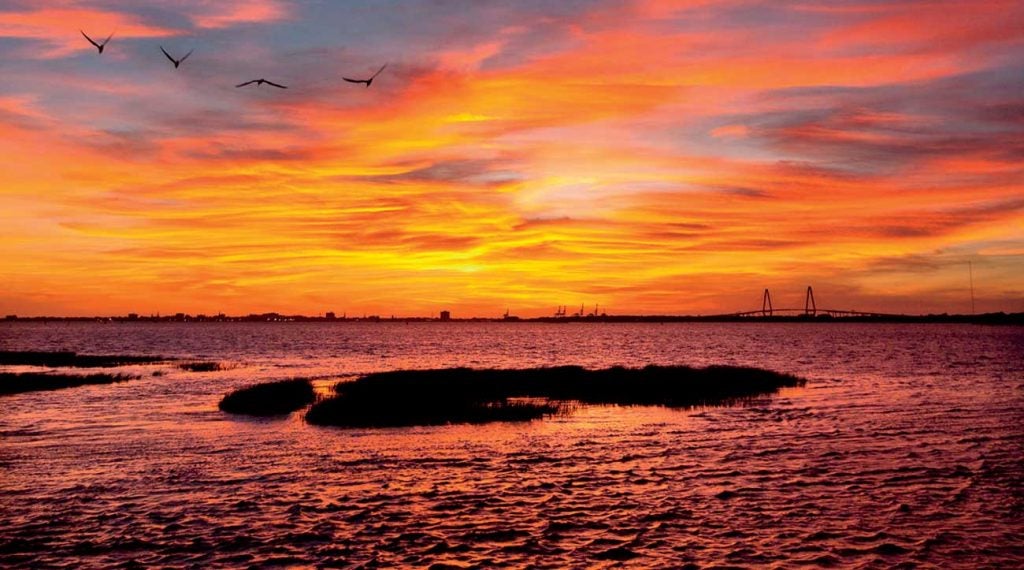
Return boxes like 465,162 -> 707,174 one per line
2,313 -> 1022,325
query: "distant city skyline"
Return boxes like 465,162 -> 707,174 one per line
1,1 -> 1022,317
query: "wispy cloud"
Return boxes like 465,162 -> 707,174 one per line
189,0 -> 291,29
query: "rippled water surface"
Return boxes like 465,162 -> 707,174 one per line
1,322 -> 1022,568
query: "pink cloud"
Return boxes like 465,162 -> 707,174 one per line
190,0 -> 291,29
0,7 -> 179,58
710,124 -> 749,139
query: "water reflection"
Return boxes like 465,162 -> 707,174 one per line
0,323 -> 1022,567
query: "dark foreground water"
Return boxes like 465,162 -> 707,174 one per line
1,322 -> 1022,568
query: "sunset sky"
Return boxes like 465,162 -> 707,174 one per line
1,0 -> 1021,317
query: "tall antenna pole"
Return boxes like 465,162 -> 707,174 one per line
969,261 -> 976,315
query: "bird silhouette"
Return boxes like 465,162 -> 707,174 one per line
343,64 -> 387,88
160,46 -> 193,69
236,79 -> 288,89
81,30 -> 114,54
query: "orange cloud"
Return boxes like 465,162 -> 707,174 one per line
0,0 -> 1021,316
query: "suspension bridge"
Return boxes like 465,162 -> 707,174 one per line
534,285 -> 1017,323
723,286 -> 902,318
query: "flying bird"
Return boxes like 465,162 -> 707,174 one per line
81,30 -> 114,54
160,46 -> 193,69
343,64 -> 387,88
236,79 -> 288,89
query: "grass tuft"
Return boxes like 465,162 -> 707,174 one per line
0,372 -> 137,395
0,350 -> 162,368
305,365 -> 804,428
178,361 -> 224,372
219,378 -> 316,416
305,395 -> 562,427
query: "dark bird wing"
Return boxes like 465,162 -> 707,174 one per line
179,49 -> 194,63
81,30 -> 100,48
342,77 -> 364,84
160,46 -> 176,64
264,80 -> 288,89
370,63 -> 388,80
101,32 -> 114,46
236,80 -> 257,87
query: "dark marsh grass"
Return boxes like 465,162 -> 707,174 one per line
0,350 -> 163,368
178,361 -> 224,372
305,365 -> 805,428
219,378 -> 316,416
306,395 -> 563,427
0,372 -> 137,395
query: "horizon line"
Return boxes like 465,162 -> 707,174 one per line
3,310 -> 1022,323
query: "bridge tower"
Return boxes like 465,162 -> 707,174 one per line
762,289 -> 773,317
805,286 -> 817,316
